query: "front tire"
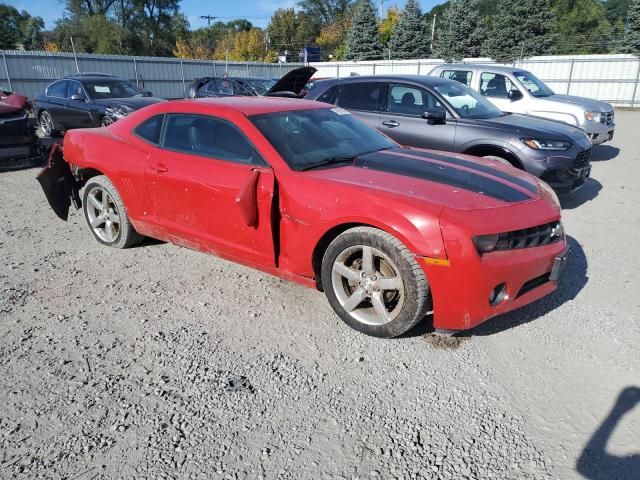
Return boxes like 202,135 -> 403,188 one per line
321,227 -> 431,338
82,175 -> 143,248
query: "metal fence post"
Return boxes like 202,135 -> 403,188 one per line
566,58 -> 575,95
336,64 -> 340,78
179,60 -> 186,98
372,62 -> 376,75
2,52 -> 12,91
632,58 -> 640,109
133,57 -> 138,86
417,62 -> 421,75
213,62 -> 217,76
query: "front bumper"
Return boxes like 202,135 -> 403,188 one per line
424,204 -> 566,331
581,119 -> 615,145
519,146 -> 592,195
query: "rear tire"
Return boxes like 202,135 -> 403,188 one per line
39,110 -> 57,138
82,175 -> 143,249
321,227 -> 431,338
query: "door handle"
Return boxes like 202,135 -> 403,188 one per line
150,164 -> 168,173
382,120 -> 400,128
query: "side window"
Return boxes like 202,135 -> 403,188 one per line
216,78 -> 234,95
440,70 -> 473,87
68,81 -> 86,100
336,82 -> 382,111
47,80 -> 68,98
134,115 -> 164,145
387,84 -> 443,115
480,73 -> 515,98
316,85 -> 338,104
162,114 -> 255,164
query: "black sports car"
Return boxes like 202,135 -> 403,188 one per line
33,73 -> 165,137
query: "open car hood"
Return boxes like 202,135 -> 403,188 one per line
265,66 -> 317,97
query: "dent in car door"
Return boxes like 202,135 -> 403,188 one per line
379,83 -> 456,151
146,114 -> 276,268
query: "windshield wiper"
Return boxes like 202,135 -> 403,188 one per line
300,156 -> 356,171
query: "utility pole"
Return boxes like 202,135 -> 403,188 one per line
431,14 -> 437,51
200,15 -> 218,27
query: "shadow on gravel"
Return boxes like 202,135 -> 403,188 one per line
576,387 -> 640,480
410,235 -> 587,338
560,178 -> 602,210
591,145 -> 620,162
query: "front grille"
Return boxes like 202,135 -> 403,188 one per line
494,221 -> 563,251
574,148 -> 591,169
600,111 -> 614,127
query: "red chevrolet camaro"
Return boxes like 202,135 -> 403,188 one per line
38,97 -> 568,337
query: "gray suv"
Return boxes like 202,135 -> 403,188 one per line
306,75 -> 593,194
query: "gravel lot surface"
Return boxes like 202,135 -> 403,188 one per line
1,112 -> 639,480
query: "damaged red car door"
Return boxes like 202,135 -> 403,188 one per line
146,113 -> 276,267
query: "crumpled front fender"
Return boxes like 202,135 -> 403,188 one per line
36,143 -> 81,220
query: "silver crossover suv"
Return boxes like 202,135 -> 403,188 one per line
430,64 -> 615,144
306,75 -> 593,194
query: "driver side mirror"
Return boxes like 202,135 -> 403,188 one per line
422,108 -> 446,125
508,89 -> 523,101
70,94 -> 86,102
144,90 -> 152,97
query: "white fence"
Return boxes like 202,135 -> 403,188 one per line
2,50 -> 639,106
310,54 -> 640,107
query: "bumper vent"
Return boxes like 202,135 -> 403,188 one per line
494,221 -> 563,251
574,148 -> 591,169
600,111 -> 614,127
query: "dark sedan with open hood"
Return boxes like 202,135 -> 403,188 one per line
34,73 -> 166,137
306,75 -> 593,194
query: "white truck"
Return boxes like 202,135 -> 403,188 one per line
429,64 -> 615,144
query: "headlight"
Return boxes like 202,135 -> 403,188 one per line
584,111 -> 601,122
473,234 -> 500,253
105,104 -> 134,120
538,179 -> 560,208
521,138 -> 572,151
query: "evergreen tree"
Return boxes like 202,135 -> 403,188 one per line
621,0 -> 640,55
345,0 -> 383,60
389,0 -> 430,59
433,0 -> 485,60
553,0 -> 613,54
482,0 -> 556,62
21,17 -> 45,50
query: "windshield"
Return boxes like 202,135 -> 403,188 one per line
239,78 -> 277,95
433,82 -> 503,119
514,71 -> 554,97
250,107 -> 396,171
83,80 -> 146,99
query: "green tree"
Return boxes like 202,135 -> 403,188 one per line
605,0 -> 631,23
389,0 -> 430,58
433,0 -> 485,60
553,0 -> 614,54
297,0 -> 353,25
0,5 -> 22,49
21,16 -> 45,50
482,0 -> 556,62
621,0 -> 640,54
345,0 -> 382,60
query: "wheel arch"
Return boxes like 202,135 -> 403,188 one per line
463,144 -> 524,169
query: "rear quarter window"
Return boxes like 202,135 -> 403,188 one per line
336,82 -> 383,111
47,81 -> 68,98
134,115 -> 164,145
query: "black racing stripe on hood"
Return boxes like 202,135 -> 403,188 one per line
397,148 -> 538,194
354,151 -> 533,203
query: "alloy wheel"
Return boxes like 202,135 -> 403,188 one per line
331,245 -> 405,326
85,186 -> 121,243
40,111 -> 53,137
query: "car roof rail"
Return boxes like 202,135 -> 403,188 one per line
66,72 -> 117,78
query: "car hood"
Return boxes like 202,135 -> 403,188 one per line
94,97 -> 166,109
266,66 -> 317,96
463,113 -> 591,145
307,147 -> 542,211
546,94 -> 613,113
0,93 -> 28,115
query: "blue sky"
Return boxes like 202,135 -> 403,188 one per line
5,0 -> 445,30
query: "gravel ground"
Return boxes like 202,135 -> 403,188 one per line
1,112 -> 639,480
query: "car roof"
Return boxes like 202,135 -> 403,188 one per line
166,96 -> 331,116
435,64 -> 520,74
326,74 -> 460,88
